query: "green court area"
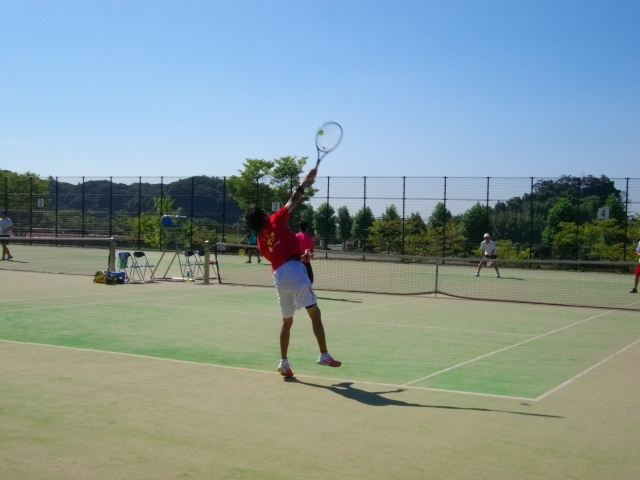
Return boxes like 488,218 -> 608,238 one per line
1,268 -> 639,479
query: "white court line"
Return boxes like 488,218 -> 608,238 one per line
403,309 -> 617,387
328,318 -> 535,337
535,337 -> 640,401
0,338 -> 535,401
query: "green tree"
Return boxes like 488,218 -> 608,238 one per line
227,156 -> 313,211
381,204 -> 401,222
352,206 -> 375,251
406,212 -> 426,235
494,239 -> 530,260
541,197 -> 574,247
0,171 -> 50,211
604,193 -> 626,222
313,202 -> 337,245
428,202 -> 452,229
226,159 -> 275,210
551,219 -> 632,261
461,203 -> 491,252
336,206 -> 353,247
369,218 -> 402,253
405,221 -> 464,257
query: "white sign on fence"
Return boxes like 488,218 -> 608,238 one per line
597,207 -> 610,220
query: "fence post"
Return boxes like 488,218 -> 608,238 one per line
486,176 -> 490,227
575,177 -> 581,260
138,177 -> 143,250
160,177 -> 164,248
402,176 -> 406,255
81,177 -> 85,238
203,240 -> 210,284
29,175 -> 34,237
222,177 -> 227,242
109,176 -> 113,238
442,176 -> 447,257
325,176 -> 330,252
55,177 -> 59,237
108,237 -> 116,271
529,177 -> 534,259
623,177 -> 629,261
190,176 -> 195,250
362,176 -> 367,258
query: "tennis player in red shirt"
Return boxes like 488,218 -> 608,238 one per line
296,220 -> 315,284
244,167 -> 341,377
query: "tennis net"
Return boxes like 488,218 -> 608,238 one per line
0,236 -> 116,275
216,244 -> 640,311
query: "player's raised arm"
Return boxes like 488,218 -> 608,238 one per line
286,168 -> 317,213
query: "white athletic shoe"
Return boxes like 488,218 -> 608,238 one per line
317,354 -> 341,367
277,359 -> 294,377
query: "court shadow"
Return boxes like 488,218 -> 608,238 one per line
285,378 -> 563,418
316,296 -> 363,303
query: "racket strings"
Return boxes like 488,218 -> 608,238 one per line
316,122 -> 343,153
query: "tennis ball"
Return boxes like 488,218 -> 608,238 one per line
318,129 -> 324,135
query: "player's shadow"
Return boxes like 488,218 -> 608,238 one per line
316,296 -> 362,303
285,378 -> 562,418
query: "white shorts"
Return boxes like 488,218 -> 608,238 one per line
273,260 -> 317,318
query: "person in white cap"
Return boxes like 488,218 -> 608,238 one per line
0,211 -> 13,260
475,233 -> 500,277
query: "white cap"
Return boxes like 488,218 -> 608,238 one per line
484,233 -> 490,237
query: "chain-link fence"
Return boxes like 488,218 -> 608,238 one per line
1,175 -> 638,261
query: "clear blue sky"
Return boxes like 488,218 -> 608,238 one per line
1,1 -> 638,180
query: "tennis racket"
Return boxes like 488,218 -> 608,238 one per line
315,121 -> 343,168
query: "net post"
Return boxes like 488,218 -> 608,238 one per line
108,237 -> 116,271
434,261 -> 439,297
203,240 -> 210,284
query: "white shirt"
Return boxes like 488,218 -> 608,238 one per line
0,217 -> 12,235
480,239 -> 496,256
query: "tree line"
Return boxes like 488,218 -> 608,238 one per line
2,165 -> 638,260
226,160 -> 638,261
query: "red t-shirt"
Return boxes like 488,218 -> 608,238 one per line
257,207 -> 301,271
296,232 -> 314,264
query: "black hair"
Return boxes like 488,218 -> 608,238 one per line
244,204 -> 268,233
299,220 -> 309,233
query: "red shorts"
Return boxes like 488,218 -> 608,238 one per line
635,265 -> 640,276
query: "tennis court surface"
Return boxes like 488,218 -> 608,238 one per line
1,267 -> 639,479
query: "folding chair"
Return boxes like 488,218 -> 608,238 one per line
118,251 -> 145,283
182,250 -> 199,281
184,249 -> 205,280
132,251 -> 155,282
